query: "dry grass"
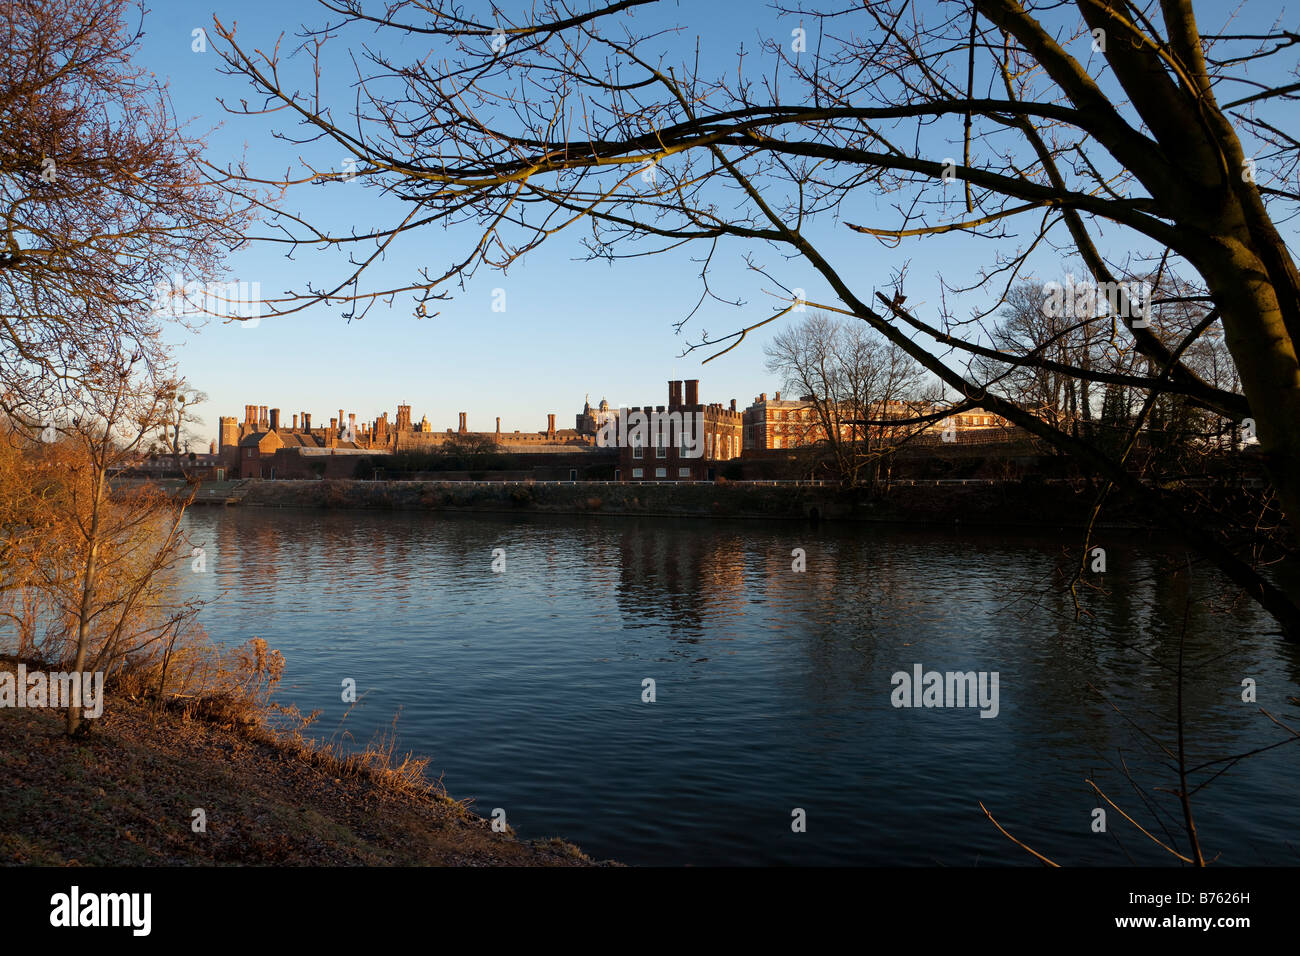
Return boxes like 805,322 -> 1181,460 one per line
0,658 -> 606,866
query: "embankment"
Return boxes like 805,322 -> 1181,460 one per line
0,662 -> 602,866
237,478 -> 1157,530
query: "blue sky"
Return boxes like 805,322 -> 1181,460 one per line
132,0 -> 1294,444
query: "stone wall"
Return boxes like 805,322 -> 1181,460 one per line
241,479 -> 836,519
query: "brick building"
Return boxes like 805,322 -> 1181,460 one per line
617,380 -> 743,481
742,393 -> 1011,452
219,400 -> 613,480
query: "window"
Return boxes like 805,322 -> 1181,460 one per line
632,443 -> 643,459
655,467 -> 667,477
774,437 -> 783,449
656,444 -> 666,458
632,467 -> 644,478
678,467 -> 691,477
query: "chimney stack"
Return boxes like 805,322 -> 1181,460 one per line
774,390 -> 781,402
259,406 -> 268,427
730,399 -> 737,412
330,417 -> 337,432
458,412 -> 467,434
685,379 -> 699,406
496,417 -> 501,435
668,380 -> 683,409
303,413 -> 311,431
547,413 -> 556,437
270,408 -> 280,431
760,392 -> 767,403
292,414 -> 299,431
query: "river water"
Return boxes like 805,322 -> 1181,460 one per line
180,507 -> 1300,865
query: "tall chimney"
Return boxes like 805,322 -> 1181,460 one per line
685,380 -> 699,406
730,399 -> 737,412
547,413 -> 556,436
293,414 -> 299,430
270,408 -> 280,431
330,417 -> 337,432
496,417 -> 501,435
668,380 -> 681,409
259,405 -> 268,427
303,413 -> 311,431
458,412 -> 467,434
338,409 -> 345,433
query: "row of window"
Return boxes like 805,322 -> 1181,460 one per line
630,467 -> 694,478
630,435 -> 739,458
763,409 -> 1001,427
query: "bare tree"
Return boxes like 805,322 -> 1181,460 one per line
158,382 -> 210,478
974,281 -> 1099,436
0,0 -> 255,415
211,0 -> 1300,634
3,343 -> 202,734
765,313 -> 929,485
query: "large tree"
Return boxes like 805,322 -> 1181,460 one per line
0,0 -> 254,415
1,0 -> 255,733
212,0 -> 1300,633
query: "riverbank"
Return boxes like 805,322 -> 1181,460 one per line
226,477 -> 1160,530
0,664 -> 603,866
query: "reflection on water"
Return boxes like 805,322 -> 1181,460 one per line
181,507 -> 1300,865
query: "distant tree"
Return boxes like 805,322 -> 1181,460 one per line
438,433 -> 504,471
158,383 -> 209,480
765,313 -> 930,485
974,281 -> 1101,437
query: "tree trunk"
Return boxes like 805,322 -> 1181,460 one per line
67,466 -> 105,736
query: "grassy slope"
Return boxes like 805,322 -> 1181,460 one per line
0,688 -> 604,866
